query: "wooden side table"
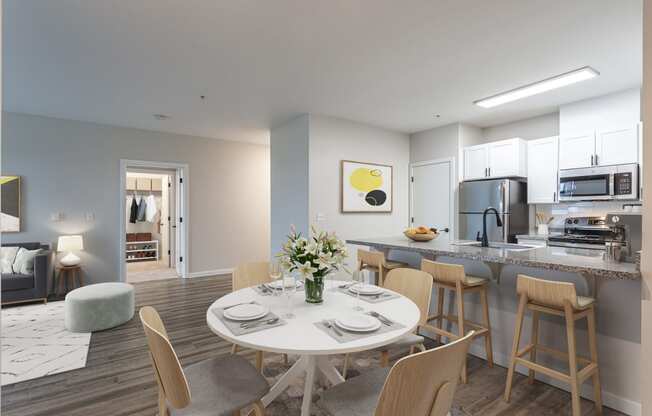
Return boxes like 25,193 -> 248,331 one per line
57,265 -> 83,296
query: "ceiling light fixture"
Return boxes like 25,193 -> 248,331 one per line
153,114 -> 171,120
474,66 -> 599,109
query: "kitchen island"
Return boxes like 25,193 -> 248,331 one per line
347,235 -> 642,414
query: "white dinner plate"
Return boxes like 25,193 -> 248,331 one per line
335,314 -> 382,332
223,304 -> 269,321
267,279 -> 304,290
349,284 -> 383,296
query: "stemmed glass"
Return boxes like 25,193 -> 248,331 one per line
282,273 -> 296,319
269,261 -> 283,302
351,269 -> 364,312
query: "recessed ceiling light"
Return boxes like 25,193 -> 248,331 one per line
474,66 -> 599,109
153,114 -> 171,120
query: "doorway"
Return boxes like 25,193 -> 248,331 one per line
410,158 -> 455,241
119,160 -> 189,282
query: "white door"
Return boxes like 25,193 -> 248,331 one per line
488,139 -> 519,178
596,125 -> 639,166
463,145 -> 488,180
559,133 -> 596,169
175,172 -> 185,276
411,159 -> 453,240
527,137 -> 559,203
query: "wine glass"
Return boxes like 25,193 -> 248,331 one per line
351,269 -> 364,312
282,273 -> 296,319
269,261 -> 283,302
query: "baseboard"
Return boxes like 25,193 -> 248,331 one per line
187,268 -> 234,278
466,343 -> 641,416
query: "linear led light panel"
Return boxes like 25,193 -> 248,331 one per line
474,66 -> 599,108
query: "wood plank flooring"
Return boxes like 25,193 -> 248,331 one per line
1,275 -> 623,416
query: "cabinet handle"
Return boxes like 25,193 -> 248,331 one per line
595,154 -> 599,165
590,155 -> 594,166
553,191 -> 557,202
488,167 -> 491,177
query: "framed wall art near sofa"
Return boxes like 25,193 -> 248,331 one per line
341,160 -> 392,213
1,176 -> 21,232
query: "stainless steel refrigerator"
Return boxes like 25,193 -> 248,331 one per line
459,179 -> 528,243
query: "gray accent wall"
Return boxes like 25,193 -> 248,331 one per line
270,114 -> 310,256
1,112 -> 270,285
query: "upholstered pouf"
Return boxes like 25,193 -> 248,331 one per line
65,283 -> 135,332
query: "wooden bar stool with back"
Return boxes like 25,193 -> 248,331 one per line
420,259 -> 494,383
357,249 -> 408,287
504,274 -> 602,416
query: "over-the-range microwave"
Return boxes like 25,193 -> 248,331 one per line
558,163 -> 639,202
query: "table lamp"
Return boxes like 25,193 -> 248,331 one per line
58,235 -> 84,267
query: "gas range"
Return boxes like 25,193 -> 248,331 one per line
547,216 -> 622,250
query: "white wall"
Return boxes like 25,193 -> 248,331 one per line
308,115 -> 410,270
483,112 -> 560,141
1,112 -> 270,284
270,114 -> 310,257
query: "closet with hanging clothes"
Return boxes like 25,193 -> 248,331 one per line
125,175 -> 164,262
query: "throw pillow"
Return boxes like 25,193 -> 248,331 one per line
0,247 -> 20,274
12,248 -> 43,275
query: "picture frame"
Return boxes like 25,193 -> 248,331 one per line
341,160 -> 393,213
1,176 -> 21,233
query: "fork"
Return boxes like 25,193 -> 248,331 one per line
368,311 -> 392,326
323,320 -> 343,337
222,301 -> 256,310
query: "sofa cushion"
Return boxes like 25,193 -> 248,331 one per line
1,247 -> 20,274
1,274 -> 35,291
12,248 -> 43,275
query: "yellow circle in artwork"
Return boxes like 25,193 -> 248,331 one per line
350,167 -> 383,192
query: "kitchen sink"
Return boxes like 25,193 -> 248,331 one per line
452,241 -> 538,251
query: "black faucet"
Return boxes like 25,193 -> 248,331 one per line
481,207 -> 503,247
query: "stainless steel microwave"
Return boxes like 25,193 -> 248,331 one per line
559,163 -> 639,202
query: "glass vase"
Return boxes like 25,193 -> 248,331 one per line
304,275 -> 324,304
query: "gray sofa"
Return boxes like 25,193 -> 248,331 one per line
1,242 -> 51,305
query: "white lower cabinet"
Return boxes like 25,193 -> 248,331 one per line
527,136 -> 559,204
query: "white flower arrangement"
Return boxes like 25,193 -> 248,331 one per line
277,225 -> 348,281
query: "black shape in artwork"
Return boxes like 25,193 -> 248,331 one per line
365,189 -> 387,206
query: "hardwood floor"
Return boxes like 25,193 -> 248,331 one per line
1,275 -> 623,416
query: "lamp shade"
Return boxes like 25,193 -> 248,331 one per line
57,235 -> 84,252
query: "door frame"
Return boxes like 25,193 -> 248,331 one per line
409,157 -> 456,239
119,159 -> 190,281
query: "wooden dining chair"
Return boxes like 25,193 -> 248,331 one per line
504,275 -> 602,416
319,331 -> 474,416
421,259 -> 494,384
357,249 -> 408,286
232,261 -> 288,370
139,306 -> 269,416
342,268 -> 432,378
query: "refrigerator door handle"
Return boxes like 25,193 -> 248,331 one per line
499,181 -> 506,213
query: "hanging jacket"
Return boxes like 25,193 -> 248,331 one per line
137,196 -> 147,222
129,196 -> 138,223
145,194 -> 158,222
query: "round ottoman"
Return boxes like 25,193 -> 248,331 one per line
65,283 -> 135,332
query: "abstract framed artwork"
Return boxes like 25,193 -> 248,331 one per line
1,176 -> 21,232
341,160 -> 392,213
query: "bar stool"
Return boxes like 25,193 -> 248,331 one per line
357,249 -> 408,286
504,274 -> 602,416
420,259 -> 493,384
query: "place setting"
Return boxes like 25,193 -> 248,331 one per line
315,309 -> 405,343
336,270 -> 400,304
211,301 -> 286,336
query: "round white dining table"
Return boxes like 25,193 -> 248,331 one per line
206,284 -> 420,416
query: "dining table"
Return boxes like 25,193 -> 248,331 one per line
206,282 -> 421,416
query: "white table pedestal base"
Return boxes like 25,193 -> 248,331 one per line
261,354 -> 346,416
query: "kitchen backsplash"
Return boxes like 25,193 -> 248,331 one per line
529,201 -> 639,231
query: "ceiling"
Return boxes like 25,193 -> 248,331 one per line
3,0 -> 642,144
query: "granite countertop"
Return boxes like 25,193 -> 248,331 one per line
347,236 -> 641,281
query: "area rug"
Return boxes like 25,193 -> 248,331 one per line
1,301 -> 91,386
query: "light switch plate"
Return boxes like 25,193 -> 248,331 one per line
85,212 -> 95,221
50,212 -> 64,222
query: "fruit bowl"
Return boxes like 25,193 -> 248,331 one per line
404,230 -> 438,242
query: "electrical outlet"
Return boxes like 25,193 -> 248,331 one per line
316,212 -> 326,222
85,212 -> 95,221
50,212 -> 64,222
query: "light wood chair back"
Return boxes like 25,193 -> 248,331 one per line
516,274 -> 579,309
421,259 -> 467,285
139,306 -> 191,410
358,249 -> 386,270
233,261 -> 271,291
375,331 -> 474,416
384,268 -> 433,326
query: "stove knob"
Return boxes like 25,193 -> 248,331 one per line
566,219 -> 573,224
573,219 -> 579,224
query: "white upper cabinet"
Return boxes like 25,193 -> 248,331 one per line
595,124 -> 639,166
558,132 -> 596,169
463,144 -> 489,180
463,138 -> 526,180
527,136 -> 559,204
488,138 -> 527,178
